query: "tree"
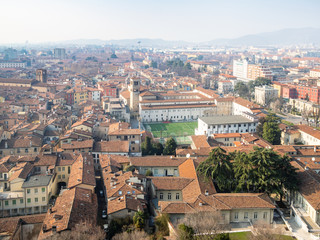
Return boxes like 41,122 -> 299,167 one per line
273,155 -> 299,202
124,165 -> 136,172
133,210 -> 146,230
141,137 -> 163,156
262,113 -> 281,145
256,117 -> 266,137
234,82 -> 250,99
113,230 -> 149,240
269,98 -> 285,113
155,214 -> 169,236
247,148 -> 280,193
262,121 -> 281,145
46,221 -> 105,240
250,224 -> 284,240
233,152 -> 255,192
197,147 -> 233,192
163,138 -> 177,155
141,136 -> 154,156
178,211 -> 229,238
214,233 -> 231,240
108,216 -> 133,239
153,142 -> 164,155
177,223 -> 194,240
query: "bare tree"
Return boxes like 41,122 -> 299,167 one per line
177,211 -> 230,239
312,108 -> 320,127
45,221 -> 105,240
112,230 -> 149,240
250,223 -> 285,240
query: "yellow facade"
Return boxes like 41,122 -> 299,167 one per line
74,90 -> 88,104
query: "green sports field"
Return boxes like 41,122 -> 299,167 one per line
143,121 -> 198,144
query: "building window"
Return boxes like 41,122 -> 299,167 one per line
42,197 -> 46,202
34,148 -> 37,152
235,212 -> 238,220
154,169 -> 158,175
168,193 -> 171,200
5,200 -> 9,206
12,200 -> 16,205
62,167 -> 65,171
35,198 -> 38,203
176,193 -> 180,200
160,193 -> 163,200
27,198 -> 31,203
62,175 -> 65,179
254,212 -> 258,219
58,167 -> 61,171
20,199 -> 23,204
263,212 -> 267,219
42,188 -> 45,193
25,148 -> 28,153
27,189 -> 31,194
34,188 -> 38,194
244,212 -> 248,219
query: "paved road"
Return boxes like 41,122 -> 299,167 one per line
276,113 -> 306,125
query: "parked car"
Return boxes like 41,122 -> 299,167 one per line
99,190 -> 104,197
102,210 -> 107,219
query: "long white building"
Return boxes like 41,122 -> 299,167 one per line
139,88 -> 218,123
195,114 -> 258,136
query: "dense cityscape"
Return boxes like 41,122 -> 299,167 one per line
1,1 -> 320,240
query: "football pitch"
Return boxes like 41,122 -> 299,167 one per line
143,121 -> 198,144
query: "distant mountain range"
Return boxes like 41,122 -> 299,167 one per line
3,28 -> 320,48
55,28 -> 320,47
202,28 -> 320,47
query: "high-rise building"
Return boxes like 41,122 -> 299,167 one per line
36,69 -> 47,83
233,59 -> 273,81
129,77 -> 140,117
232,59 -> 248,79
54,48 -> 66,59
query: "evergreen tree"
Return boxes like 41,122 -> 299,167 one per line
133,210 -> 145,230
163,138 -> 177,155
197,147 -> 233,192
262,113 -> 281,145
141,136 -> 154,156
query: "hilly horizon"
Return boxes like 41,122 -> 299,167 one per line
2,28 -> 320,48
49,28 -> 320,47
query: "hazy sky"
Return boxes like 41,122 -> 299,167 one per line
1,0 -> 320,44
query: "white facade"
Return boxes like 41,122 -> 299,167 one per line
0,62 -> 27,68
299,131 -> 320,145
233,60 -> 248,79
310,69 -> 320,78
254,86 -> 278,106
195,115 -> 258,136
233,102 -> 253,115
140,105 -> 216,123
91,90 -> 101,101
